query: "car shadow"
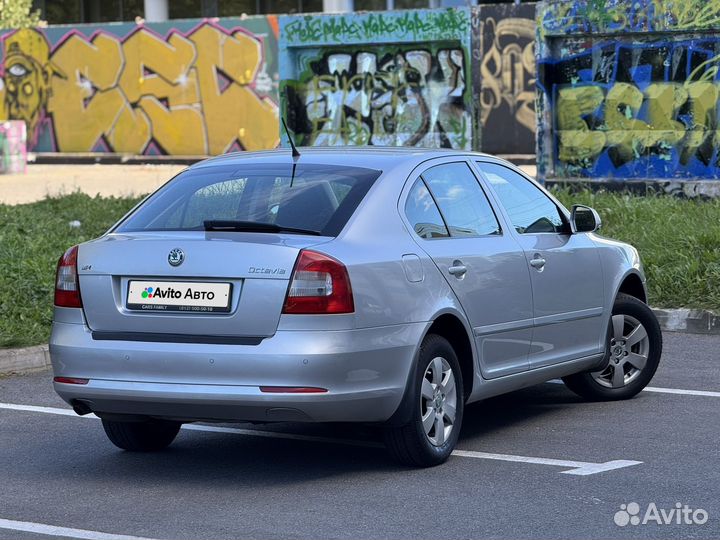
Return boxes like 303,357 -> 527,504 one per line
459,382 -> 585,441
39,382 -> 587,486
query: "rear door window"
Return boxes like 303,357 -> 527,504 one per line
405,179 -> 450,239
421,162 -> 501,237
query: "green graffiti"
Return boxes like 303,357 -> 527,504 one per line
283,10 -> 468,45
283,45 -> 471,150
540,0 -> 720,36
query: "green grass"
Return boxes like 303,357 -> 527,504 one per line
552,188 -> 720,311
0,189 -> 718,349
0,194 -> 142,348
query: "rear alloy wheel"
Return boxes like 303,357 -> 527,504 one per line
562,293 -> 662,400
102,419 -> 181,452
384,334 -> 464,467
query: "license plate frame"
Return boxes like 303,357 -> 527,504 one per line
126,280 -> 232,313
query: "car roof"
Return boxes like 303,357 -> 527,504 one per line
188,146 -> 497,171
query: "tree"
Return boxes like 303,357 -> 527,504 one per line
0,0 -> 43,30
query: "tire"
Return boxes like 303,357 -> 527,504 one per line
384,334 -> 464,467
562,293 -> 662,401
102,419 -> 181,452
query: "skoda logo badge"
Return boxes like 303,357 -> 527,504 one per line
168,248 -> 185,267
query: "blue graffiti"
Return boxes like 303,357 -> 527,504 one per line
539,38 -> 720,179
539,0 -> 676,35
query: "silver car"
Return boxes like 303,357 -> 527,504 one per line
50,148 -> 662,467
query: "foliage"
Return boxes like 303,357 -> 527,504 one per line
0,190 -> 719,348
553,188 -> 720,311
0,0 -> 42,30
0,194 -> 141,348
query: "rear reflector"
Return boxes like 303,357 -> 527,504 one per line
282,250 -> 354,314
54,245 -> 82,308
259,386 -> 328,393
53,377 -> 89,385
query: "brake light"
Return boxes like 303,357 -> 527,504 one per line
282,250 -> 354,314
54,245 -> 82,308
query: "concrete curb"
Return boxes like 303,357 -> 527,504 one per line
1,309 -> 718,376
29,152 -> 205,166
653,308 -> 720,335
0,345 -> 51,376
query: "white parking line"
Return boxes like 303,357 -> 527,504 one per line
451,450 -> 640,475
0,518 -> 163,540
0,402 -> 641,475
547,379 -> 720,397
643,386 -> 720,397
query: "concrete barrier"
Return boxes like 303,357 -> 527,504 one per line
0,345 -> 51,375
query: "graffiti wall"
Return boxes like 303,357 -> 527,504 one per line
0,120 -> 26,174
0,17 -> 280,155
0,7 -> 541,157
539,0 -> 720,36
476,2 -> 536,155
538,0 -> 720,180
279,9 -> 474,150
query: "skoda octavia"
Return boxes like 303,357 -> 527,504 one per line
50,148 -> 662,467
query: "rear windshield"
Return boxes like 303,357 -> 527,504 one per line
115,163 -> 382,236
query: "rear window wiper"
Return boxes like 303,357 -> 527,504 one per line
203,220 -> 321,236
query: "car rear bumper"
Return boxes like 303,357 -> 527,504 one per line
49,320 -> 424,423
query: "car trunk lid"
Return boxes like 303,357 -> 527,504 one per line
77,231 -> 331,338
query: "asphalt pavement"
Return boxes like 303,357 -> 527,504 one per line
0,331 -> 718,540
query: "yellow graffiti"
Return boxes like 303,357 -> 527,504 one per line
2,26 -> 278,154
603,82 -> 646,163
642,82 -> 688,147
653,0 -> 720,31
48,33 -> 130,152
479,16 -> 536,133
189,25 -> 277,154
682,81 -> 718,163
556,86 -> 605,162
1,29 -> 62,147
557,81 -> 720,164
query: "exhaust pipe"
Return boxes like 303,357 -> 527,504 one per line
71,400 -> 92,416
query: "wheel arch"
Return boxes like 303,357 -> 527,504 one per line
385,308 -> 476,427
424,313 -> 475,402
616,271 -> 647,304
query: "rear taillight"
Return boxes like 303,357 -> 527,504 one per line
282,250 -> 354,314
54,245 -> 82,308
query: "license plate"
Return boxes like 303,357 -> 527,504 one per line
127,280 -> 232,313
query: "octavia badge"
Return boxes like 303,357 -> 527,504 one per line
168,248 -> 185,267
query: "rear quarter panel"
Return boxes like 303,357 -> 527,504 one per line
279,159 -> 470,333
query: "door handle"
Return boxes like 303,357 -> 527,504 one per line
448,261 -> 467,277
529,255 -> 546,270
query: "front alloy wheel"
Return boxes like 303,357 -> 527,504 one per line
591,313 -> 650,389
562,293 -> 662,401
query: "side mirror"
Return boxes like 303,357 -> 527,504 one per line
571,205 -> 601,233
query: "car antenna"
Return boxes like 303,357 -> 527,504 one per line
281,117 -> 300,159
280,116 -> 300,186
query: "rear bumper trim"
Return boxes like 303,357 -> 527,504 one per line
91,331 -> 264,346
